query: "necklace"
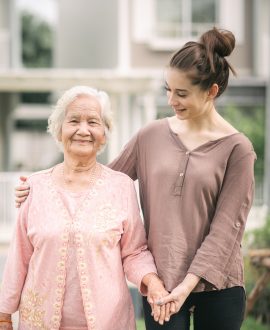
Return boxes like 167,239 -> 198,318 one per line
62,162 -> 101,188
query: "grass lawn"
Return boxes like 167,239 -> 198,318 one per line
136,317 -> 269,330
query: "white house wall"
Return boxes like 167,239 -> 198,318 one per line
55,0 -> 118,69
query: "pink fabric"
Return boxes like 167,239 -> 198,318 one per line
0,165 -> 157,330
60,190 -> 88,329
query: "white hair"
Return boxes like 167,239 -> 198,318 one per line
47,86 -> 113,154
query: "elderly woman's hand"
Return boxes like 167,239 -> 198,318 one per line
156,273 -> 201,315
156,282 -> 190,315
0,323 -> 13,330
0,313 -> 13,330
142,273 -> 172,325
15,176 -> 29,207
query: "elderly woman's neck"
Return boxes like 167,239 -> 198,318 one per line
63,156 -> 97,173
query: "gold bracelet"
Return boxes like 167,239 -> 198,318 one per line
0,320 -> 12,324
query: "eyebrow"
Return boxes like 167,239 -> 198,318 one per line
164,81 -> 188,92
67,112 -> 100,118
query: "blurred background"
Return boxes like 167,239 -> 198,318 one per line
0,0 -> 270,329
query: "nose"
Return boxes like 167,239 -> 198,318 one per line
77,121 -> 91,135
167,93 -> 178,107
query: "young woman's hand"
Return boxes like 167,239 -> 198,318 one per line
15,176 -> 29,207
156,282 -> 190,314
156,273 -> 200,315
142,273 -> 172,324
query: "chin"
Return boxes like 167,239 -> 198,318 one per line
72,148 -> 96,158
175,113 -> 188,120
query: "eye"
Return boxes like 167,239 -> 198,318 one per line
88,120 -> 99,125
164,85 -> 170,92
177,93 -> 187,98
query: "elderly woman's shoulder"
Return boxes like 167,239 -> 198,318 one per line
27,167 -> 54,185
102,165 -> 133,184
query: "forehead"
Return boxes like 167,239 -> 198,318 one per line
66,94 -> 102,116
165,68 -> 194,89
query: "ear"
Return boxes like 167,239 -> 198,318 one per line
101,129 -> 107,146
207,83 -> 219,99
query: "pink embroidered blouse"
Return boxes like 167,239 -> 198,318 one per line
0,165 -> 157,330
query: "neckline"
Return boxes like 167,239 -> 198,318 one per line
47,164 -> 105,221
49,163 -> 104,194
164,117 -> 241,152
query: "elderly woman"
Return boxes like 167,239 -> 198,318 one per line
0,86 -> 169,330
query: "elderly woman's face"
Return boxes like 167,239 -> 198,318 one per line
60,94 -> 106,157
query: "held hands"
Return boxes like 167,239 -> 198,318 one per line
156,282 -> 191,314
142,273 -> 174,325
156,273 -> 201,314
15,176 -> 29,207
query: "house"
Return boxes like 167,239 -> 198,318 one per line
0,0 -> 269,231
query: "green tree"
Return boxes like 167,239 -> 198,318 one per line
20,11 -> 53,103
220,105 -> 265,205
21,11 -> 53,68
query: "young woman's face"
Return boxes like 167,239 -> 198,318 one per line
60,94 -> 106,157
165,67 -> 211,120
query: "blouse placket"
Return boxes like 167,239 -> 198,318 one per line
47,176 -> 104,330
174,151 -> 190,196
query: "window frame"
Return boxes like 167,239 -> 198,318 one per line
132,0 -> 244,51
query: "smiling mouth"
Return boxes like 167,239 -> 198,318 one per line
175,108 -> 187,112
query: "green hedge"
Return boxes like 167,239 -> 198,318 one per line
245,215 -> 270,325
136,316 -> 268,330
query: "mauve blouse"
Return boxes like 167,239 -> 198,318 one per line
109,118 -> 256,292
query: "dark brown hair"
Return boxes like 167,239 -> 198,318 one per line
169,27 -> 236,97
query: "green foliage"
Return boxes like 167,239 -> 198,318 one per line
136,316 -> 268,329
242,317 -> 270,330
245,215 -> 270,325
248,215 -> 270,249
220,105 -> 265,176
21,11 -> 53,68
136,319 -> 145,330
20,11 -> 53,103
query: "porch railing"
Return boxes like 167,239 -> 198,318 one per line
0,171 -> 266,243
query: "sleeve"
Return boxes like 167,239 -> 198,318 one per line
188,146 -> 256,290
108,133 -> 139,180
120,179 -> 157,294
0,185 -> 34,313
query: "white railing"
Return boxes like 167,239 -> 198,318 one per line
0,172 -> 29,242
0,172 -> 266,243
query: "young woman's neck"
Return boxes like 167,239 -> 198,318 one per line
178,107 -> 224,132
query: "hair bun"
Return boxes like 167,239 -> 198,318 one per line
200,27 -> 235,58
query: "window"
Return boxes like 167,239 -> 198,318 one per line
132,0 -> 244,50
155,0 -> 218,39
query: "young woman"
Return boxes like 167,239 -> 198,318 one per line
15,28 -> 256,330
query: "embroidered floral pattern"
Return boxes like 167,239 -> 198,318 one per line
93,203 -> 118,231
45,167 -> 106,330
20,289 -> 48,329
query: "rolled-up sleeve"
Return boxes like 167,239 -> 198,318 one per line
188,147 -> 256,290
120,179 -> 157,294
0,189 -> 33,313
